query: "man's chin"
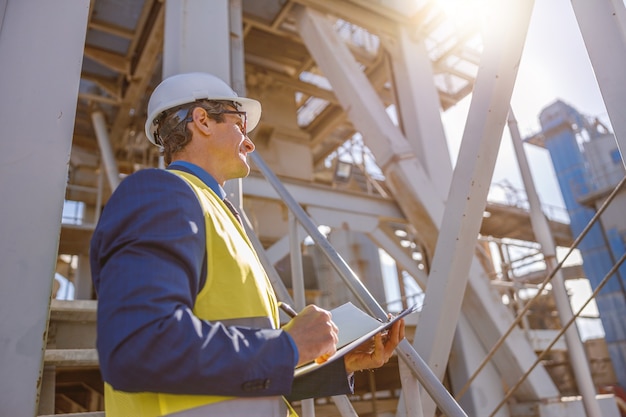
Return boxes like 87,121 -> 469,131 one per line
232,166 -> 250,180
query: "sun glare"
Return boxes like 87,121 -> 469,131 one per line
436,0 -> 492,32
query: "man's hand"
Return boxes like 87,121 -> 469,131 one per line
282,305 -> 339,367
343,318 -> 405,373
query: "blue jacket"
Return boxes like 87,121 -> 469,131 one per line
90,161 -> 352,401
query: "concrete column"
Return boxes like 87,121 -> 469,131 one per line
74,254 -> 93,300
0,1 -> 89,414
163,0 -> 230,81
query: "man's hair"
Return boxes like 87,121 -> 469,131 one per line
156,100 -> 238,165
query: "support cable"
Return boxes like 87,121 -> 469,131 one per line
488,250 -> 626,417
455,174 -> 626,400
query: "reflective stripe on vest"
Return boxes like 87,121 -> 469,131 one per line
104,170 -> 283,417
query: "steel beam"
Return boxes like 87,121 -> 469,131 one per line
92,111 -> 120,192
462,259 -> 559,401
294,4 -> 443,249
294,3 -> 558,412
448,316 -> 509,417
0,1 -> 89,414
163,0 -> 230,80
250,152 -> 468,417
369,228 -> 428,288
243,174 -> 404,220
382,26 -> 453,196
413,2 -> 535,414
571,0 -> 626,166
508,110 -> 602,417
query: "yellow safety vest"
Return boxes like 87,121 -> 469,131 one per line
104,170 -> 288,417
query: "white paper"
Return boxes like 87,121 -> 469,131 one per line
294,302 -> 417,377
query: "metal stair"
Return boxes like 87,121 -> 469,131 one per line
39,300 -> 102,415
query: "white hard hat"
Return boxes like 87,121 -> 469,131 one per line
144,72 -> 262,145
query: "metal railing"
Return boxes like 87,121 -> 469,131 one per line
248,152 -> 467,417
454,174 -> 626,416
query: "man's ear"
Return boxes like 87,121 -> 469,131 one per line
190,106 -> 212,135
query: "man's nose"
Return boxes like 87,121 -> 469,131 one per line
243,136 -> 255,153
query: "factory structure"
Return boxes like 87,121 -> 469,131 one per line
527,100 -> 626,393
1,1 -> 626,416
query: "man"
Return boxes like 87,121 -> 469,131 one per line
90,72 -> 404,417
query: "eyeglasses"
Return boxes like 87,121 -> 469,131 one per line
154,108 -> 248,145
219,110 -> 247,135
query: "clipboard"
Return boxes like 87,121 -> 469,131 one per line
294,302 -> 417,377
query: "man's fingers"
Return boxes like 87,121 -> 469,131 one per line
390,319 -> 404,344
283,304 -> 339,366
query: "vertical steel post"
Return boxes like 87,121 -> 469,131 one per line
92,111 -> 121,192
288,211 -> 316,417
0,1 -> 89,414
508,110 -> 602,417
163,0 -> 230,80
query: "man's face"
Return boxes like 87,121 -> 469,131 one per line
207,108 -> 255,184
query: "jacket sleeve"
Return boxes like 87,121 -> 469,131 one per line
90,169 -> 297,397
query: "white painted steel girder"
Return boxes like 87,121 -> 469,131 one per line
307,207 -> 380,234
381,26 -> 453,197
462,259 -> 559,400
92,111 -> 120,192
449,316 -> 509,417
0,1 -> 90,415
293,3 -> 558,414
413,1 -> 539,414
571,0 -> 626,167
243,175 -> 404,220
508,111 -> 602,417
294,5 -> 444,249
163,0 -> 231,81
266,226 -> 309,265
369,228 -> 428,287
414,0 -> 533,384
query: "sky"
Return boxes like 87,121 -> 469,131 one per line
437,0 -> 612,339
441,0 -> 610,214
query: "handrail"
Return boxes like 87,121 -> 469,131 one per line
456,174 -> 626,400
489,251 -> 626,417
250,152 -> 467,417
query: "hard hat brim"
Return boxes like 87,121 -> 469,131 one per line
145,95 -> 262,146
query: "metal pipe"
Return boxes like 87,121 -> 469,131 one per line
94,161 -> 104,225
508,109 -> 602,417
289,212 -> 306,311
288,211 -> 315,417
91,111 -> 120,192
241,191 -> 358,417
250,152 -> 467,417
331,396 -> 359,417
